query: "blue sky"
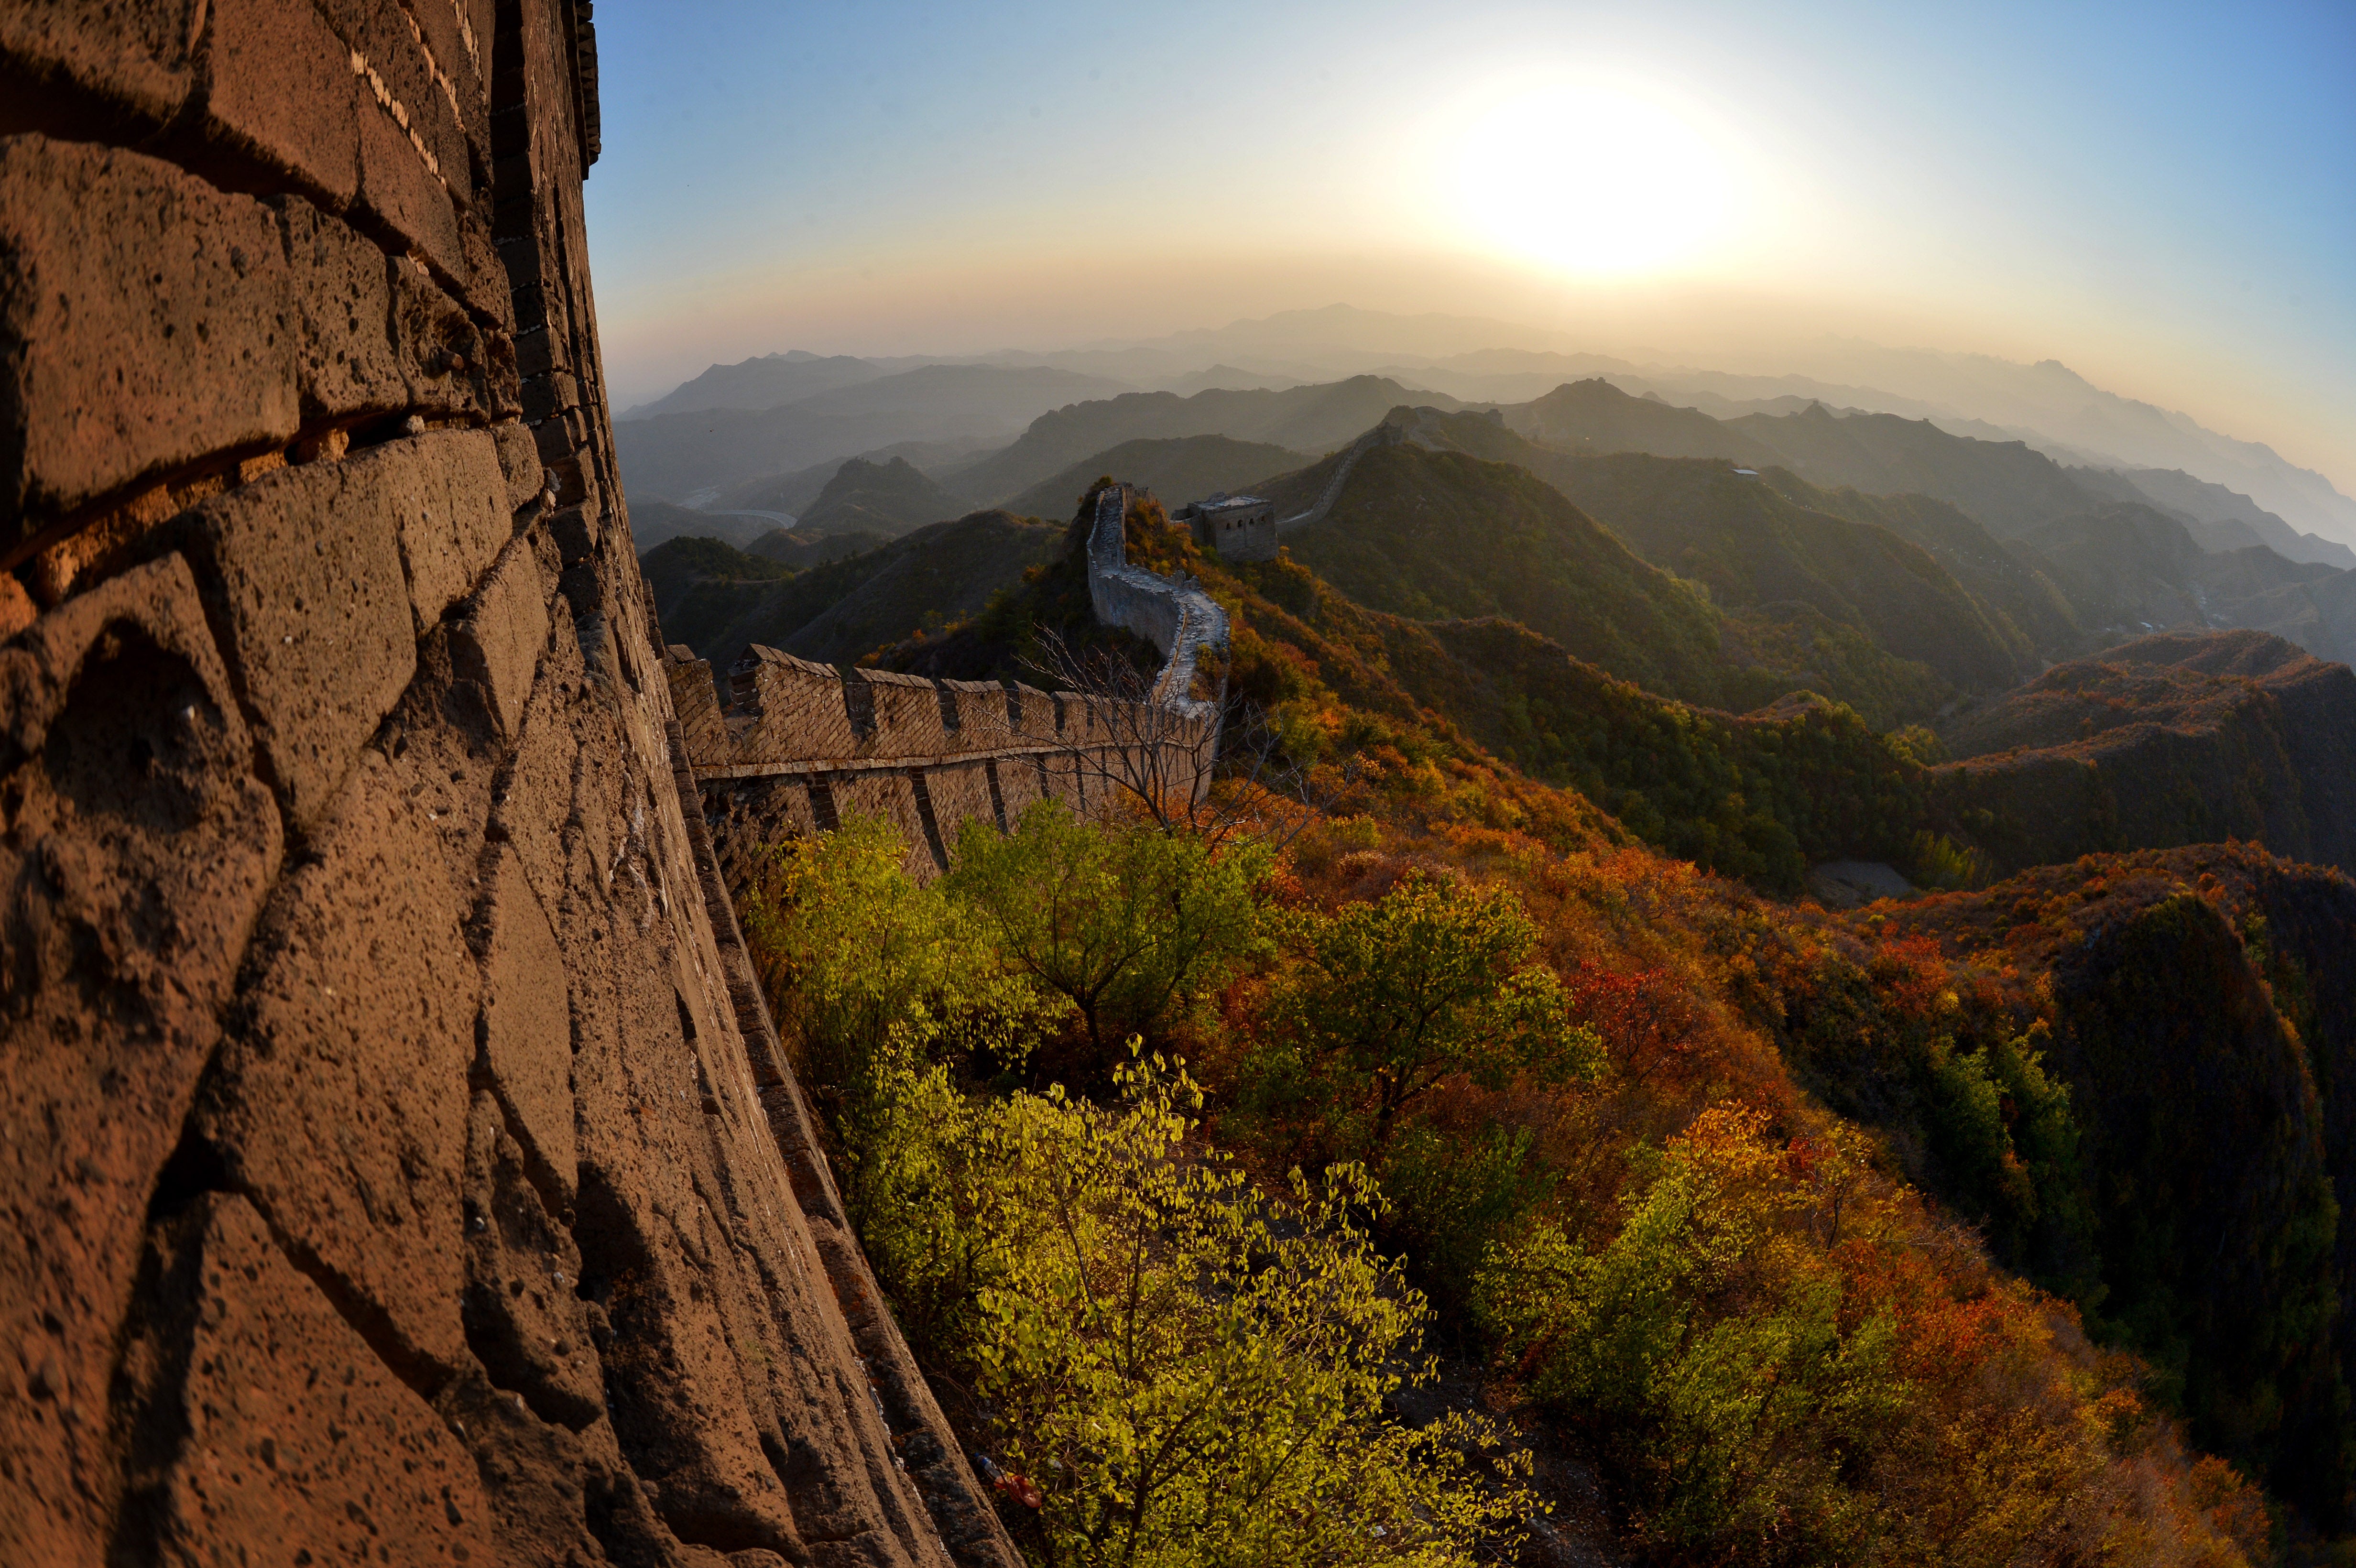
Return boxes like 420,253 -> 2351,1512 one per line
583,0 -> 2356,485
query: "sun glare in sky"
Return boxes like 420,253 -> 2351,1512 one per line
1450,80 -> 1741,277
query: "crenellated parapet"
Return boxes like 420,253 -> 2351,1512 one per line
668,640 -> 1216,884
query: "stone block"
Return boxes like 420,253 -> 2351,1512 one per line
461,1091 -> 602,1428
275,197 -> 407,420
1005,680 -> 1057,740
492,420 -> 544,512
472,840 -> 575,1204
452,537 -> 549,738
852,670 -> 949,761
353,81 -> 464,283
996,751 -> 1049,819
831,772 -> 934,881
545,450 -> 598,511
125,1194 -> 498,1563
393,254 -> 495,419
371,426 -> 513,633
731,649 -> 859,765
317,0 -> 472,206
197,0 -> 360,207
665,653 -> 729,767
0,554 -> 280,1526
923,762 -> 999,857
400,0 -> 489,153
176,453 -> 416,833
0,0 -> 201,131
198,746 -> 479,1385
547,503 -> 598,565
0,135 -> 298,537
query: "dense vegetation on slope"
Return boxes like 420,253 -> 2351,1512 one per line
1548,452 -> 2039,693
884,489 -> 1929,890
1253,442 -> 1739,704
1778,843 -> 2356,1526
733,779 -> 2282,1566
744,525 -> 889,569
1927,630 -> 2356,876
1724,402 -> 2094,534
1759,473 -> 2090,660
1378,617 -> 1925,890
815,479 -> 2356,1551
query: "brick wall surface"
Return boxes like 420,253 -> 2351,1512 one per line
0,3 -> 1017,1564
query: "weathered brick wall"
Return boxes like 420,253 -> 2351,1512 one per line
668,643 -> 1216,887
0,3 -> 1014,1564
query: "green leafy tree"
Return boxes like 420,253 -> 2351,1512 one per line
874,1054 -> 1536,1568
737,814 -> 1055,1228
946,800 -> 1270,1058
1476,1106 -> 1911,1560
1255,871 -> 1597,1147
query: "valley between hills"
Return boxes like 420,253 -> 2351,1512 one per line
622,344 -> 2356,1560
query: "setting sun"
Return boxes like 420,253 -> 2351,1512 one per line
1451,81 -> 1741,275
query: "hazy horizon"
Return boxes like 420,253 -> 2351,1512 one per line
583,0 -> 2355,494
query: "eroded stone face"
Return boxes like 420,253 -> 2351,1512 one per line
0,5 -> 1015,1564
0,555 -> 282,1548
117,1192 -> 499,1566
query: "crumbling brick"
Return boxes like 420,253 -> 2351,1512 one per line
492,418 -> 545,511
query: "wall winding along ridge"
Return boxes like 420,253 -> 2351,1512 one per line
1083,481 -> 1228,716
673,480 -> 1224,886
0,3 -> 1014,1564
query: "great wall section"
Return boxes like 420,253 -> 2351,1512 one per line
0,3 -> 1023,1563
671,480 -> 1224,884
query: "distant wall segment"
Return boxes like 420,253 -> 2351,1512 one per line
1275,418 -> 1405,539
1085,481 -> 1230,717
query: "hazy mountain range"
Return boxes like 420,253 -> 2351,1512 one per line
615,305 -> 2356,550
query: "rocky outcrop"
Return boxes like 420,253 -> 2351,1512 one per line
0,3 -> 1013,1564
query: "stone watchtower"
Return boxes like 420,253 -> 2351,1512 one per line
1176,490 -> 1279,562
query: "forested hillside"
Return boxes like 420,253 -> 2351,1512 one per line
716,484 -> 2356,1562
644,459 -> 2356,1561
